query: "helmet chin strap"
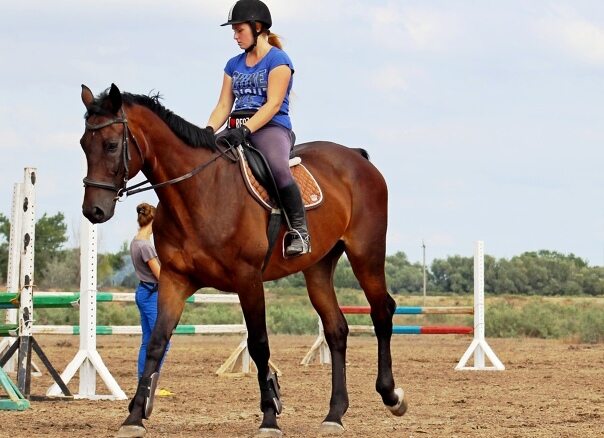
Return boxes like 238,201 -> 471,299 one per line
244,20 -> 259,53
244,40 -> 257,53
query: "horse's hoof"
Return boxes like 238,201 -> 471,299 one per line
319,421 -> 345,436
387,387 -> 408,417
254,427 -> 283,438
115,425 -> 146,438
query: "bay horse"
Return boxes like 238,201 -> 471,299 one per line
79,83 -> 407,437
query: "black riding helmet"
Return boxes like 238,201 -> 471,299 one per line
222,0 -> 272,52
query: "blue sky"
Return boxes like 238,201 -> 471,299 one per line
1,1 -> 602,265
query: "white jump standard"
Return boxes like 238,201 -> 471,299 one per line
455,241 -> 504,371
303,241 -> 504,371
0,168 -> 71,404
47,219 -> 126,399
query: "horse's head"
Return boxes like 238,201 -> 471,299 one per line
80,83 -> 141,223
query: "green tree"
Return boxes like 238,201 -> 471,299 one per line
0,212 -> 69,286
333,257 -> 360,289
40,248 -> 79,290
581,267 -> 604,296
385,252 -> 427,293
34,213 -> 68,282
431,255 -> 474,293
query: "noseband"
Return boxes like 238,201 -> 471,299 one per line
83,109 -> 143,200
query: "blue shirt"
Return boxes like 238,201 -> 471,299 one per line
224,47 -> 294,130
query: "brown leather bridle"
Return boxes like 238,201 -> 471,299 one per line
82,109 -> 143,200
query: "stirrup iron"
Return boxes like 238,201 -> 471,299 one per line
282,229 -> 311,258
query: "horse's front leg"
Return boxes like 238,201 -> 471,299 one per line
117,272 -> 193,438
237,275 -> 282,437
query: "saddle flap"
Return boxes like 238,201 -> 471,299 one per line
238,147 -> 323,211
242,145 -> 279,201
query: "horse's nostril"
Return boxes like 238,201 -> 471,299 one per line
93,206 -> 105,220
83,205 -> 107,223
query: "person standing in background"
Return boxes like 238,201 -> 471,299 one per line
130,202 -> 170,387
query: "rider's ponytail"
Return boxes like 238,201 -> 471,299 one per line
267,31 -> 283,49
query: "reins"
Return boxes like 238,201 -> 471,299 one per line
118,140 -> 238,198
83,109 -> 239,200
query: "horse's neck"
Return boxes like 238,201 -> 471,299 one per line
130,106 -> 241,228
131,106 -> 211,180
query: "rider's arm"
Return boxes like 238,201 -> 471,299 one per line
147,257 -> 161,282
244,65 -> 291,133
207,73 -> 235,131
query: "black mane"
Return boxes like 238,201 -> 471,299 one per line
86,90 -> 216,151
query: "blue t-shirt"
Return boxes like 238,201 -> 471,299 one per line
224,47 -> 294,130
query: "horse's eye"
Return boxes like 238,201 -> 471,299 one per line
106,141 -> 119,152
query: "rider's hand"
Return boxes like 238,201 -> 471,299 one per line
223,125 -> 251,147
199,126 -> 215,146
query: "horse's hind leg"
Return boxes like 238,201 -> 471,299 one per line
303,242 -> 350,434
236,274 -> 282,437
344,238 -> 408,416
117,272 -> 192,437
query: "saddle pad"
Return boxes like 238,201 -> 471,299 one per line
239,149 -> 323,211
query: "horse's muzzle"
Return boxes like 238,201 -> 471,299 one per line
82,204 -> 111,223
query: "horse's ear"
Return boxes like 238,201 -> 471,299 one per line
81,84 -> 94,109
108,83 -> 122,114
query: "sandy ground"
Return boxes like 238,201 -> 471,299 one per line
0,334 -> 602,437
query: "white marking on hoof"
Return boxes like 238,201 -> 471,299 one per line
319,421 -> 345,436
387,387 -> 408,417
115,425 -> 146,438
255,427 -> 283,437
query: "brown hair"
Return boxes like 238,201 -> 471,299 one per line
267,31 -> 282,49
254,22 -> 283,49
136,203 -> 156,227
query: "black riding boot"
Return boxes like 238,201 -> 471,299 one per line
279,182 -> 311,256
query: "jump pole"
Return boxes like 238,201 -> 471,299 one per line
0,180 -> 29,410
455,241 -> 504,371
0,288 -> 274,376
47,218 -> 126,399
0,182 -> 23,373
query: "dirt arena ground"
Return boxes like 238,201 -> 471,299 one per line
1,334 -> 602,437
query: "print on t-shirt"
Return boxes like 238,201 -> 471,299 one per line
232,69 -> 268,99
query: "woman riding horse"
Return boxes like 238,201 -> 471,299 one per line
207,0 -> 310,256
79,3 -> 406,437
